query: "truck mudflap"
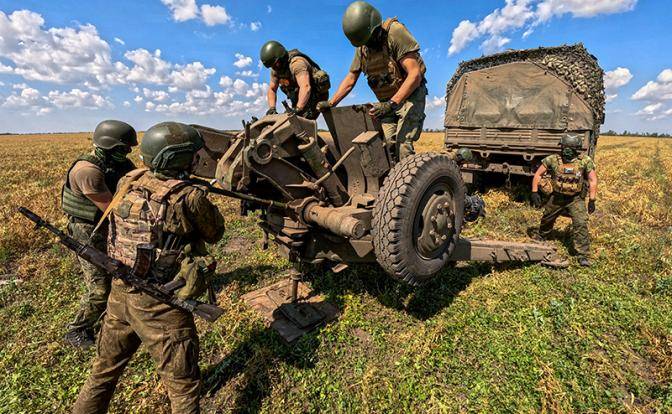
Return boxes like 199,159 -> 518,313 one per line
449,237 -> 569,268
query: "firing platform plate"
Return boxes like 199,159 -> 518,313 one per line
241,279 -> 339,343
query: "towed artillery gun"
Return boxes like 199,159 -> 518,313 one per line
444,44 -> 605,184
192,104 -> 566,341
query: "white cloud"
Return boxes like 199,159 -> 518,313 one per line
448,0 -> 638,56
481,35 -> 511,55
123,100 -> 131,107
124,48 -> 215,91
233,53 -> 253,69
134,95 -> 143,103
233,78 -> 248,94
603,67 -> 633,103
0,10 -> 127,86
236,70 -> 258,78
161,0 -> 199,22
2,86 -> 42,109
219,75 -> 233,87
200,4 -> 231,26
114,37 -> 125,45
604,67 -> 633,90
631,68 -> 672,102
142,88 -> 171,102
46,88 -> 112,109
426,96 -> 445,110
267,5 -> 272,13
250,21 -> 262,31
631,68 -> 672,120
145,101 -> 156,111
448,21 -> 479,56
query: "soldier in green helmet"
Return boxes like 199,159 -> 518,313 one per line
61,120 -> 137,348
261,40 -> 331,120
531,134 -> 599,267
73,122 -> 225,413
321,1 -> 428,160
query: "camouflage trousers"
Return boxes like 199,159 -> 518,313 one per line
73,280 -> 201,414
380,83 -> 428,160
67,220 -> 111,332
539,193 -> 590,258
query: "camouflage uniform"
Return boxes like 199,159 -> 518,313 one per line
271,50 -> 330,120
539,154 -> 595,259
73,170 -> 225,414
62,154 -> 135,334
350,18 -> 427,159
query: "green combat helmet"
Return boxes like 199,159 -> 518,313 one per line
342,1 -> 382,47
456,148 -> 474,163
260,40 -> 288,68
560,133 -> 582,148
140,122 -> 203,173
93,120 -> 138,149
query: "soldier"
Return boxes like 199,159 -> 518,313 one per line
531,134 -> 598,266
320,1 -> 427,160
62,120 -> 137,348
261,40 -> 331,120
73,122 -> 225,414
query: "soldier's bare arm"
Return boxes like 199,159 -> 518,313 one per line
85,192 -> 113,212
294,70 -> 312,112
532,164 -> 547,193
390,54 -> 423,105
329,71 -> 360,107
267,75 -> 279,109
587,170 -> 597,200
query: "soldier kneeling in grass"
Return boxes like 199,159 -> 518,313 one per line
531,134 -> 598,267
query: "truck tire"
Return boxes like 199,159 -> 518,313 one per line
372,153 -> 465,285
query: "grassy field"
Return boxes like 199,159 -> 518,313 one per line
0,132 -> 670,413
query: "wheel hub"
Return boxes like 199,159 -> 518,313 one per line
416,193 -> 454,258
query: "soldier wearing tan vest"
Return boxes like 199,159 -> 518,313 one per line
322,1 -> 427,160
261,40 -> 331,120
73,122 -> 225,413
531,134 -> 598,267
61,120 -> 137,348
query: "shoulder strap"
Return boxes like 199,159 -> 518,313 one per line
288,49 -> 321,71
382,17 -> 398,32
91,168 -> 149,235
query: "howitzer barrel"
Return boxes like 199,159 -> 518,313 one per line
303,202 -> 366,239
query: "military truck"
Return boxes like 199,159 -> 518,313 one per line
443,44 -> 605,183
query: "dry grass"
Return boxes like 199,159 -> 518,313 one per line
0,132 -> 671,413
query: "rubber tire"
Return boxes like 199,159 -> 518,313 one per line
372,152 -> 465,286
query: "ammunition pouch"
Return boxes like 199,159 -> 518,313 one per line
313,69 -> 331,94
62,184 -> 100,222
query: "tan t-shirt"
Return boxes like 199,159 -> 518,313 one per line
349,21 -> 421,73
271,56 -> 311,81
68,160 -> 110,197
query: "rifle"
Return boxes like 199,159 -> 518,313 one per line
18,207 -> 225,323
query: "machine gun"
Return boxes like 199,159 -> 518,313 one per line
18,207 -> 225,323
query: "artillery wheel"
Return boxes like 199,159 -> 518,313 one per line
372,153 -> 465,285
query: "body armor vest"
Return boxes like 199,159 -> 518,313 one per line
276,50 -> 330,109
107,170 -> 193,279
551,154 -> 585,196
360,18 -> 426,101
61,154 -> 134,223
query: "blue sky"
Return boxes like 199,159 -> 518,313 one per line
0,0 -> 670,133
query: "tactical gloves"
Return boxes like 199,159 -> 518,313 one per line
266,107 -> 278,116
173,256 -> 217,301
369,100 -> 399,118
531,192 -> 542,208
588,199 -> 596,214
316,100 -> 332,113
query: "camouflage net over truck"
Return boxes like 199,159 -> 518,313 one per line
444,43 -> 605,178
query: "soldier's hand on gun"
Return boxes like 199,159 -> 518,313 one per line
531,192 -> 542,208
316,100 -> 332,113
588,199 -> 596,214
369,100 -> 399,119
266,107 -> 278,116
